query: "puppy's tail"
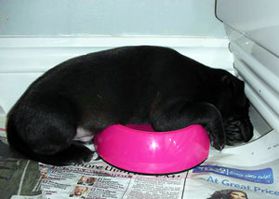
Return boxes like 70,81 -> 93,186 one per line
6,96 -> 93,165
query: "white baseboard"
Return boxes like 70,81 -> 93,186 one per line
0,36 -> 232,72
0,36 -> 233,112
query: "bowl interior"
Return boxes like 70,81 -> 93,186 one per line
125,124 -> 155,132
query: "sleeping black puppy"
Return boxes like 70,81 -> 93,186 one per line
6,46 -> 253,165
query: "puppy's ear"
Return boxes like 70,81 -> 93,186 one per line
221,74 -> 246,107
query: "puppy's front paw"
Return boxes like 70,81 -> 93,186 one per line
211,135 -> 225,151
208,128 -> 226,151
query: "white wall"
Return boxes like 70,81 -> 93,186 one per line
0,0 -> 226,37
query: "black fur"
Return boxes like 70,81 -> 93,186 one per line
6,46 -> 253,165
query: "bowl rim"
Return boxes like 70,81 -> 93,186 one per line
105,123 -> 205,135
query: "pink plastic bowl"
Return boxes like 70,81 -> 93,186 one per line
94,124 -> 210,174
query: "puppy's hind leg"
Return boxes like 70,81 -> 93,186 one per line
7,96 -> 93,165
150,98 -> 226,150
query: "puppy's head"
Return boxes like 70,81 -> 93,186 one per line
214,70 -> 253,145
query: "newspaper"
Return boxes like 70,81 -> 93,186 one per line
1,115 -> 279,199
0,116 -> 42,199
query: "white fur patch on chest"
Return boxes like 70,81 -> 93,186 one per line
73,127 -> 94,142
